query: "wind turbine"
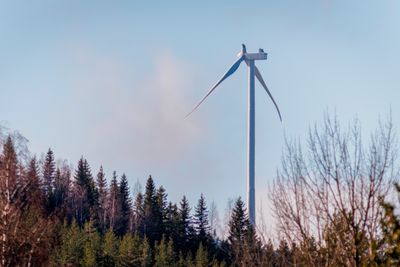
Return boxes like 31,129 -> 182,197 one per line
186,44 -> 282,225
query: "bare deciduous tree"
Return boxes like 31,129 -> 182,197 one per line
271,114 -> 398,267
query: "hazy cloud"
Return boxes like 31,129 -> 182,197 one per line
68,44 -> 203,169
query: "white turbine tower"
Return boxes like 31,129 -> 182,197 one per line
187,44 -> 282,225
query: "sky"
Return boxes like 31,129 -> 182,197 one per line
1,0 -> 400,234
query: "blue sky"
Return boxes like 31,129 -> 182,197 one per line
1,1 -> 400,230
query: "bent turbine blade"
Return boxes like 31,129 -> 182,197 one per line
254,66 -> 282,122
185,56 -> 244,118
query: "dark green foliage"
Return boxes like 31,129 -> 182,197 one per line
194,194 -> 211,246
72,158 -> 99,226
143,175 -> 163,244
117,173 -> 132,236
178,195 -> 194,253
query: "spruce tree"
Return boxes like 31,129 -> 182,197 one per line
227,197 -> 250,265
117,173 -> 132,236
228,197 -> 248,245
25,157 -> 44,212
194,194 -> 210,246
96,166 -> 107,234
156,186 -> 168,234
178,195 -> 193,253
165,202 -> 180,247
42,148 -> 55,198
73,158 -> 98,225
143,175 -> 162,244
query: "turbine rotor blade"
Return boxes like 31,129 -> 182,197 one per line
186,56 -> 244,118
252,64 -> 282,122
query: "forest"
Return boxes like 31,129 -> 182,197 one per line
1,115 -> 400,267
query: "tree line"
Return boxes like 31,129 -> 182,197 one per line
2,114 -> 400,266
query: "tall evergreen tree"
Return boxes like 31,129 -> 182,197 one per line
96,166 -> 108,234
178,195 -> 194,253
227,197 -> 250,265
156,186 -> 167,235
25,157 -> 44,212
194,194 -> 210,246
117,173 -> 132,236
42,148 -> 55,197
73,158 -> 98,225
165,202 -> 180,248
143,175 -> 162,244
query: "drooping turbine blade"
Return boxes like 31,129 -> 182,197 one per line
253,65 -> 282,122
185,56 -> 244,118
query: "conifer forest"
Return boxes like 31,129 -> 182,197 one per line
1,115 -> 400,267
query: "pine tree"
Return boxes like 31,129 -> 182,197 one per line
178,195 -> 194,254
25,157 -> 45,212
194,194 -> 210,246
227,197 -> 251,265
143,175 -> 162,244
42,148 -> 55,199
117,173 -> 132,236
165,202 -> 180,247
96,166 -> 107,234
156,186 -> 168,234
228,197 -> 248,245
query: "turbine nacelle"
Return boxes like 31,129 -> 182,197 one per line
243,51 -> 268,61
237,45 -> 268,60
